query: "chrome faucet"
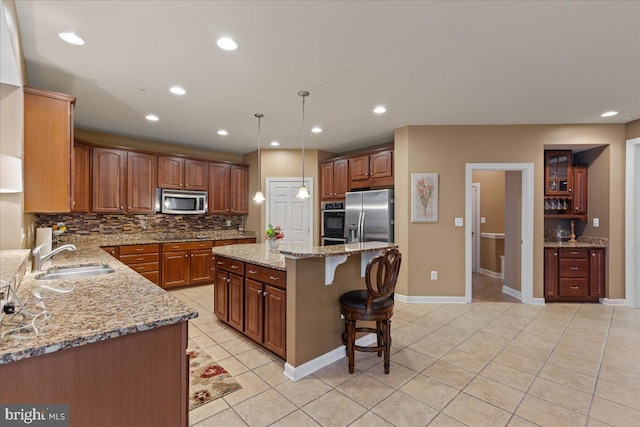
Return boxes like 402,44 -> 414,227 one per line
32,244 -> 77,272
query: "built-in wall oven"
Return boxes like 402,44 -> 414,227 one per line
321,201 -> 346,246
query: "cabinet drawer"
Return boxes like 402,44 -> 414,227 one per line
163,241 -> 213,252
245,263 -> 286,289
559,279 -> 588,297
119,253 -> 159,265
129,262 -> 160,273
559,259 -> 588,277
559,248 -> 588,259
214,239 -> 237,247
140,271 -> 160,285
237,238 -> 257,244
214,256 -> 244,274
119,244 -> 160,255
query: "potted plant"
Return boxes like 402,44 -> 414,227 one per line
265,224 -> 284,250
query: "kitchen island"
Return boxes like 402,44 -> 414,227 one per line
0,245 -> 198,426
211,241 -> 398,380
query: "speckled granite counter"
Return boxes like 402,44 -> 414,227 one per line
0,249 -> 31,286
0,245 -> 198,365
212,243 -> 286,270
279,241 -> 398,258
543,236 -> 607,249
58,230 -> 256,247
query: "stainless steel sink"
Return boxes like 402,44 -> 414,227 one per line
35,264 -> 115,280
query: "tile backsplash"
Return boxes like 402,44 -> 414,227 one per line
35,213 -> 243,235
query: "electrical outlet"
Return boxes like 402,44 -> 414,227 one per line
593,218 -> 599,227
454,218 -> 464,227
431,271 -> 438,280
480,217 -> 486,224
226,220 -> 232,226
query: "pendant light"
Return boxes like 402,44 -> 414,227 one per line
296,91 -> 310,199
253,113 -> 265,203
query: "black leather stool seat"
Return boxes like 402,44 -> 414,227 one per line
339,290 -> 394,311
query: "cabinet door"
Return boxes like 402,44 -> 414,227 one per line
127,152 -> 157,213
544,248 -> 559,298
102,246 -> 118,258
333,159 -> 349,198
162,251 -> 190,288
184,159 -> 208,190
244,279 -> 263,343
370,150 -> 393,179
72,141 -> 91,212
190,249 -> 212,284
214,270 -> 229,321
589,249 -> 605,298
545,151 -> 572,195
572,166 -> 588,215
208,163 -> 230,214
349,155 -> 370,183
92,147 -> 127,213
228,273 -> 244,332
320,161 -> 335,200
230,165 -> 249,214
263,285 -> 286,357
157,156 -> 184,189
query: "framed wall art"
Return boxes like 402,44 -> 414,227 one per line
411,173 -> 439,222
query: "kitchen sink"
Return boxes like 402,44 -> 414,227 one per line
35,264 -> 115,280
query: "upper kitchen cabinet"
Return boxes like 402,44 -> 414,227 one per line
24,87 -> 86,212
157,156 -> 208,190
349,149 -> 393,190
208,163 -> 248,215
92,147 -> 156,213
544,150 -> 572,196
320,158 -> 349,200
71,141 -> 91,212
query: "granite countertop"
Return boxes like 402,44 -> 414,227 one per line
211,241 -> 399,271
0,249 -> 31,286
543,236 -> 607,249
0,245 -> 198,365
58,230 -> 256,248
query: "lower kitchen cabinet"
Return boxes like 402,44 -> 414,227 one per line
544,247 -> 605,302
162,241 -> 214,288
213,256 -> 244,331
118,244 -> 160,286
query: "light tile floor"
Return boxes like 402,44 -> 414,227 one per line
169,284 -> 640,427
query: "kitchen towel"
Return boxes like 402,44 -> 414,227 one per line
36,227 -> 52,255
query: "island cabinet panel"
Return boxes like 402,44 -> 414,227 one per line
0,322 -> 189,427
72,141 -> 91,212
263,285 -> 286,356
228,273 -> 244,331
214,270 -> 229,321
244,278 -> 264,342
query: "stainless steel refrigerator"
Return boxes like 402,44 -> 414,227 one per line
344,189 -> 394,243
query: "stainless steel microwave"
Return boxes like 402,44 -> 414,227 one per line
157,189 -> 207,214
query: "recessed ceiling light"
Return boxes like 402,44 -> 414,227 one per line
169,86 -> 186,95
373,106 -> 386,114
311,127 -> 322,134
601,111 -> 618,117
145,114 -> 159,122
58,32 -> 85,46
217,37 -> 238,51
217,129 -> 228,136
270,141 -> 280,147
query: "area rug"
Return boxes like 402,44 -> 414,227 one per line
188,344 -> 242,410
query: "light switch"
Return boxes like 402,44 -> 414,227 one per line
455,218 -> 464,227
480,217 -> 486,224
593,218 -> 599,227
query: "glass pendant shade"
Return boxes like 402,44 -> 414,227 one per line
297,91 -> 310,199
253,113 -> 264,203
253,191 -> 265,203
295,185 -> 310,199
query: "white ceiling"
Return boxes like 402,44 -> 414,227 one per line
14,1 -> 640,155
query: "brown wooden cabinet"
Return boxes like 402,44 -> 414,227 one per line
545,151 -> 572,196
544,246 -> 605,302
213,256 -> 244,332
543,150 -> 588,221
101,246 -> 119,258
349,149 -> 393,190
162,241 -> 214,288
158,156 -> 208,190
24,87 -> 78,213
572,166 -> 588,215
320,158 -> 349,200
72,141 -> 91,212
208,163 -> 249,214
119,244 -> 161,286
92,147 -> 156,213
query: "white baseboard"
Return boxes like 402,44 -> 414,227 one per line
502,285 -> 521,301
600,298 -> 626,306
395,294 -> 467,304
283,333 -> 377,382
531,297 -> 546,305
479,268 -> 502,279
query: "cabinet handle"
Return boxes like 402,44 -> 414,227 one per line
570,286 -> 579,289
257,290 -> 262,295
592,253 -> 596,257
226,278 -> 231,283
217,261 -> 224,265
570,251 -> 578,255
569,267 -> 579,270
248,270 -> 258,274
120,206 -> 124,209
199,243 -> 206,247
231,265 -> 239,269
575,207 -> 580,211
136,266 -> 145,271
554,253 -> 558,256
184,254 -> 188,258
136,248 -> 144,252
269,276 -> 279,281
263,291 -> 268,297
136,258 -> 144,261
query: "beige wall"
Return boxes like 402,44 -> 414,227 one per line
626,119 -> 640,140
395,124 -> 626,299
504,171 -> 522,292
480,238 -> 504,273
472,170 -> 505,234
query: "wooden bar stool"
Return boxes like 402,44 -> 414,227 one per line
339,248 -> 402,374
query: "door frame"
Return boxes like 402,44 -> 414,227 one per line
465,163 -> 534,304
626,137 -> 640,308
265,177 -> 314,247
471,182 -> 481,272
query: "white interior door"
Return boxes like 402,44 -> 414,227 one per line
267,178 -> 313,246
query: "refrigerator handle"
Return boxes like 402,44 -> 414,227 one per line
360,211 -> 365,242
